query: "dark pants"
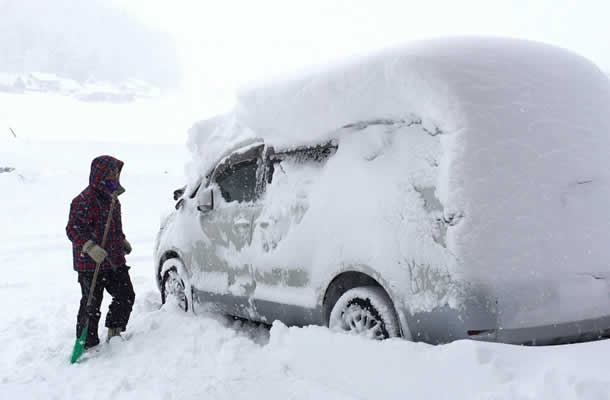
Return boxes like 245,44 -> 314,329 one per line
76,266 -> 135,347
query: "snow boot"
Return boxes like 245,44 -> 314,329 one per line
106,327 -> 123,342
84,338 -> 100,350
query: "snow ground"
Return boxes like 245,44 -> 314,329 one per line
1,91 -> 610,398
2,138 -> 610,400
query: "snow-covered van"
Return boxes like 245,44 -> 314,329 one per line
155,37 -> 610,344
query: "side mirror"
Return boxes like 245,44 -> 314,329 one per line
173,186 -> 186,201
196,187 -> 214,213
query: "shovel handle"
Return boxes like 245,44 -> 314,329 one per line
86,192 -> 118,308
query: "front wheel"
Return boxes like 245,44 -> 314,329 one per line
329,286 -> 400,340
161,267 -> 189,312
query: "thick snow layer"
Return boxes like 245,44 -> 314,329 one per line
2,137 -> 610,399
185,37 -> 610,326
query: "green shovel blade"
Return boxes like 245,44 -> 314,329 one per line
70,325 -> 88,364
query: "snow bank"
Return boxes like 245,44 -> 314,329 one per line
185,37 -> 610,327
5,302 -> 610,400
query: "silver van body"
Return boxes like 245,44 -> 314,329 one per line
154,38 -> 610,344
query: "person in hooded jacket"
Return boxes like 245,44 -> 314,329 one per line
66,155 -> 135,349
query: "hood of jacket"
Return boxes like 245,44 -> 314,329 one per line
89,155 -> 125,196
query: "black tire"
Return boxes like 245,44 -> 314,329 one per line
161,267 -> 189,312
329,286 -> 400,339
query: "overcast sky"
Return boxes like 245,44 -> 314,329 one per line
108,0 -> 610,114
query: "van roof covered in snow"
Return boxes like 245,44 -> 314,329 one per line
188,36 -> 609,172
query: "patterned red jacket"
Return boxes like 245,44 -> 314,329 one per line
66,155 -> 127,272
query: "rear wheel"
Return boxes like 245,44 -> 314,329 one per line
329,286 -> 400,339
161,267 -> 189,312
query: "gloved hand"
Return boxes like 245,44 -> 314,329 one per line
82,240 -> 108,264
123,239 -> 132,255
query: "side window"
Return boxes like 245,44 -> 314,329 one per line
215,159 -> 258,203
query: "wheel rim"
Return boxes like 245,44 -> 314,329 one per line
338,300 -> 388,339
164,270 -> 187,311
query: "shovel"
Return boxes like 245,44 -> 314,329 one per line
70,192 -> 117,364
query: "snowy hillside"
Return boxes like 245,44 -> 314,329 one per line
1,137 -> 610,399
0,0 -> 179,93
0,72 -> 160,102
